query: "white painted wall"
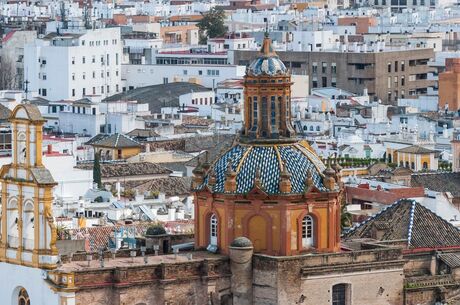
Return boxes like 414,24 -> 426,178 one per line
0,262 -> 60,305
122,64 -> 246,89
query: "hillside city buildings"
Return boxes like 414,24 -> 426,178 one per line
1,0 -> 460,304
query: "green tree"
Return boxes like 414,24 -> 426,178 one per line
197,8 -> 227,44
146,224 -> 167,236
93,151 -> 102,189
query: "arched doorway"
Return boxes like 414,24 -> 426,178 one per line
248,215 -> 267,252
18,288 -> 30,305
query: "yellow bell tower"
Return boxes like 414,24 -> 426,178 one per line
0,104 -> 58,269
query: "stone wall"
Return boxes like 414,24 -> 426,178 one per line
252,247 -> 405,305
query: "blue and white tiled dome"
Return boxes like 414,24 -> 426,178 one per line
246,35 -> 288,77
199,141 -> 327,194
247,56 -> 287,76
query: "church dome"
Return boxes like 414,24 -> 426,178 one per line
197,141 -> 327,194
247,56 -> 287,76
247,34 -> 288,77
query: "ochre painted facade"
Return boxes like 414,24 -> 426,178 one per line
0,104 -> 58,269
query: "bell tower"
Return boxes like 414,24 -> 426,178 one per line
242,33 -> 296,141
0,104 -> 58,269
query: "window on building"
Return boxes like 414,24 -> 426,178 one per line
82,88 -> 86,96
401,76 -> 405,86
322,62 -> 327,73
72,57 -> 75,65
331,63 -> 337,74
312,63 -> 318,74
252,97 -> 258,130
387,92 -> 392,102
42,73 -> 47,80
394,61 -> 398,72
183,70 -> 188,75
382,0 -> 386,4
107,54 -> 110,66
101,86 -> 104,94
394,76 -> 398,84
82,56 -> 86,64
92,56 -> 95,63
322,77 -> 327,87
72,89 -> 75,97
107,85 -> 110,94
423,162 -> 428,169
420,0 -> 425,5
210,214 -> 218,246
116,53 -> 119,65
301,215 -> 314,248
387,62 -> 391,73
401,90 -> 405,98
42,89 -> 47,96
116,84 -> 119,92
405,161 -> 410,168
72,73 -> 75,81
411,162 -> 415,170
332,284 -> 349,305
92,87 -> 96,94
401,61 -> 405,71
83,72 -> 86,80
388,77 -> 392,88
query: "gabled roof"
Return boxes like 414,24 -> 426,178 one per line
343,199 -> 460,249
86,133 -> 141,148
397,145 -> 436,154
126,128 -> 160,138
103,82 -> 211,113
75,162 -> 172,178
411,173 -> 460,197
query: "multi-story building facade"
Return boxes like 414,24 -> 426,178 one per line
233,47 -> 435,105
24,27 -> 122,101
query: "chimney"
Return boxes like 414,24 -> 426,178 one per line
47,144 -> 52,154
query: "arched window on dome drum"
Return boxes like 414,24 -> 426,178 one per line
270,96 -> 276,127
248,97 -> 252,132
278,97 -> 283,133
252,97 -> 258,131
261,97 -> 268,136
18,288 -> 30,305
210,214 -> 218,246
302,215 -> 314,248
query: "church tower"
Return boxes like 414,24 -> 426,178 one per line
0,104 -> 58,269
193,35 -> 342,256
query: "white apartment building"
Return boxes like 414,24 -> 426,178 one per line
24,27 -> 122,101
